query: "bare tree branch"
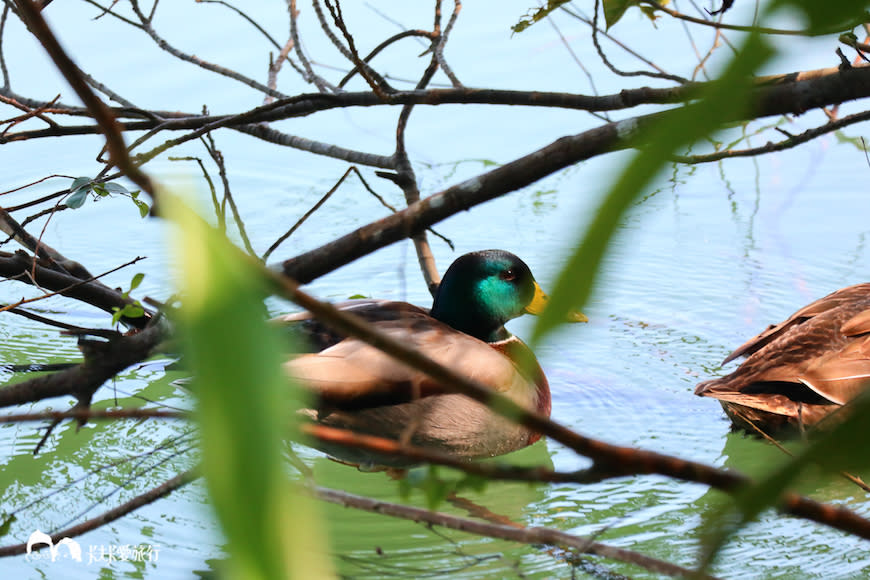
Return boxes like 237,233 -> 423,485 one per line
288,0 -> 337,92
12,0 -> 156,205
0,468 -> 196,557
315,485 -> 719,579
0,251 -> 152,326
0,408 -> 186,423
640,0 -> 870,37
0,321 -> 165,409
127,0 -> 286,100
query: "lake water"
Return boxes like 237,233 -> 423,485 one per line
1,2 -> 869,578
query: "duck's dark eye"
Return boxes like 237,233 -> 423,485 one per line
499,269 -> 516,281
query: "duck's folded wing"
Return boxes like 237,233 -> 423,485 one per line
697,319 -> 870,406
797,334 -> 870,405
722,283 -> 870,364
274,300 -> 432,351
285,325 -> 529,411
840,305 -> 870,337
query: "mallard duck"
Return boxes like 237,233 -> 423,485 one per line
278,249 -> 587,468
695,283 -> 870,435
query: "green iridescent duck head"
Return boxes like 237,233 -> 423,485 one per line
430,250 -> 587,342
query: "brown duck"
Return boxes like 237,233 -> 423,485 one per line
279,250 -> 587,468
695,283 -> 870,434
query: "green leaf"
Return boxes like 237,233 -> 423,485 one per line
603,0 -> 633,29
111,303 -> 145,325
66,186 -> 90,209
129,272 -> 145,292
772,0 -> 870,35
133,198 -> 150,218
639,4 -> 660,21
396,466 -> 491,510
122,304 -> 145,319
512,0 -> 573,33
103,182 -> 130,194
111,307 -> 123,326
166,192 -> 334,579
0,513 -> 16,539
70,176 -> 91,193
834,130 -> 868,150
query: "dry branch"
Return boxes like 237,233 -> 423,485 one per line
0,321 -> 165,408
5,61 -> 870,148
316,485 -> 718,579
0,251 -> 152,327
0,468 -> 196,557
280,121 -> 625,282
12,0 -> 156,206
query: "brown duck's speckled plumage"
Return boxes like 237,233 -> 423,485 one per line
695,283 -> 870,434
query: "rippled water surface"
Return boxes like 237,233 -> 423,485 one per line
1,2 -> 869,578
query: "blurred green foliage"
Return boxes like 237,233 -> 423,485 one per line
167,193 -> 334,579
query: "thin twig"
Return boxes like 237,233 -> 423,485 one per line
0,254 -> 150,324
312,0 -> 354,62
315,486 -> 720,579
200,132 -> 256,256
0,408 -> 187,423
198,0 -> 307,77
338,29 -> 434,89
264,165 -> 451,261
13,0 -> 156,206
0,93 -> 60,133
266,36 -> 296,104
4,305 -> 120,337
169,154 -> 225,231
127,0 -> 287,100
0,469 -> 197,557
433,0 -> 462,88
589,0 -> 689,83
288,0 -> 336,92
0,3 -> 10,91
3,431 -> 195,526
80,0 -> 142,27
641,0 -> 868,37
386,0 -> 450,295
547,16 -> 602,109
263,167 -> 348,261
673,109 -> 870,164
323,0 -> 392,98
